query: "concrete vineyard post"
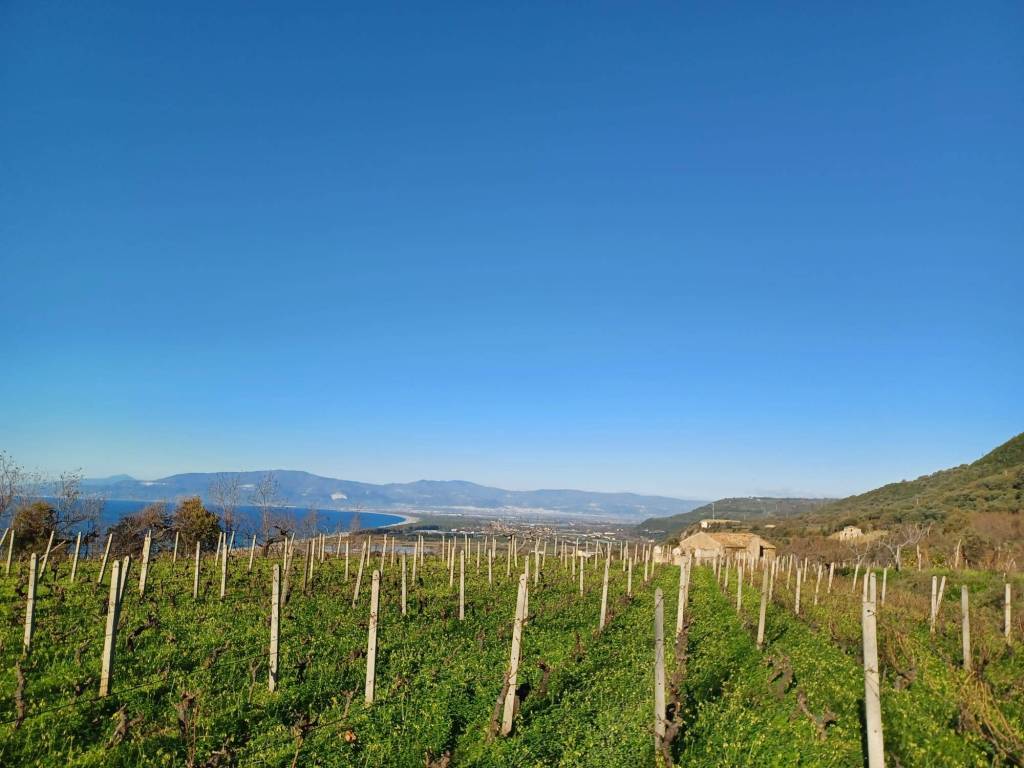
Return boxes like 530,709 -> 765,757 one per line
23,553 -> 37,652
676,560 -> 688,636
930,576 -> 938,634
488,549 -> 493,585
1006,583 -> 1012,644
352,544 -> 366,608
97,533 -> 112,584
220,536 -> 228,599
118,555 -> 131,603
862,573 -> 884,768
794,566 -> 801,615
757,566 -> 769,649
881,566 -> 888,606
449,543 -> 456,588
459,549 -> 466,621
501,573 -> 528,736
139,532 -> 152,596
345,541 -> 350,582
193,542 -> 201,600
599,555 -> 610,630
40,530 -> 55,580
813,564 -> 822,607
172,531 -> 180,569
248,535 -> 257,572
961,585 -> 972,672
365,570 -> 380,705
411,544 -> 417,584
99,559 -> 122,697
401,553 -> 407,616
654,587 -> 666,754
579,557 -> 584,596
4,529 -> 14,576
627,558 -> 633,598
737,563 -> 744,614
851,562 -> 860,594
69,531 -> 82,584
269,564 -> 280,692
827,562 -> 835,594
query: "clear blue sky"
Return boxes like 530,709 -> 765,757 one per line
2,1 -> 1022,500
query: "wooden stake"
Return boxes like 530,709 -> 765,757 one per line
365,570 -> 380,705
501,573 -> 528,736
862,573 -> 884,768
99,559 -> 122,697
269,564 -> 280,692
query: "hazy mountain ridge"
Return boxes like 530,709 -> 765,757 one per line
80,470 -> 705,520
636,497 -> 831,538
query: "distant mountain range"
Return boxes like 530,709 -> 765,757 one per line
80,470 -> 705,521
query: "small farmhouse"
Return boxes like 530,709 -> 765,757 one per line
677,530 -> 776,563
829,525 -> 864,541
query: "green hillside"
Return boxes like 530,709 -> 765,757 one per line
796,431 -> 1024,532
638,433 -> 1024,559
636,497 -> 830,538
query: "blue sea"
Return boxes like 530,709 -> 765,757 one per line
97,499 -> 404,534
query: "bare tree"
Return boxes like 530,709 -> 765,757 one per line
250,471 -> 279,543
52,470 -> 88,544
0,451 -> 25,527
300,503 -> 319,538
209,473 -> 241,533
880,522 -> 932,571
79,493 -> 105,548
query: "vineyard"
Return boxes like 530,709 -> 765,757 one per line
1,532 -> 1022,767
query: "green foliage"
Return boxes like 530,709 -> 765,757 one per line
11,500 -> 57,553
171,496 -> 221,552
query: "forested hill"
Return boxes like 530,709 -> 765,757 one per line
636,431 -> 1024,542
795,431 -> 1024,531
636,497 -> 830,538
